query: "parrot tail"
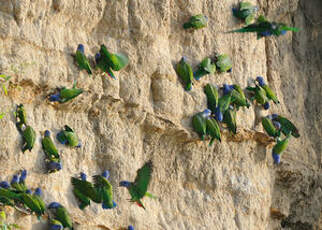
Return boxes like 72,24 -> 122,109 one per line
183,22 -> 192,29
208,138 -> 215,146
185,83 -> 192,91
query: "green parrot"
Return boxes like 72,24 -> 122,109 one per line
206,118 -> 221,146
261,117 -> 280,138
42,130 -> 60,162
272,134 -> 291,164
99,45 -> 129,71
49,82 -> 83,103
230,84 -> 250,109
49,219 -> 64,230
192,112 -> 207,140
256,76 -> 279,104
218,92 -> 232,114
21,126 -> 36,153
18,192 -> 44,217
93,171 -> 116,209
271,114 -> 300,138
176,57 -> 193,91
183,14 -> 208,30
15,104 -> 27,132
33,188 -> 46,215
119,161 -> 154,209
10,172 -> 27,193
204,83 -> 219,113
0,186 -> 20,206
194,57 -> 216,80
223,107 -> 237,134
75,44 -> 92,75
246,84 -> 270,110
215,54 -> 232,73
228,15 -> 299,39
95,52 -> 116,79
57,125 -> 81,148
232,2 -> 257,25
48,202 -> 73,229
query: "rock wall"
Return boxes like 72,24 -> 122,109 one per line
0,0 -> 321,229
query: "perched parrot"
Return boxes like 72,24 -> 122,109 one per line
119,161 -> 154,209
48,81 -> 83,103
223,107 -> 237,134
232,1 -> 257,25
215,54 -> 232,73
228,15 -> 299,39
15,104 -> 27,132
194,57 -> 216,80
176,57 -> 193,91
0,182 -> 18,207
42,130 -> 60,162
48,202 -> 73,230
230,84 -> 250,109
57,125 -> 81,148
204,84 -> 219,113
270,114 -> 300,138
206,118 -> 221,146
256,76 -> 279,104
49,219 -> 64,230
75,44 -> 92,75
21,126 -> 36,153
192,112 -> 207,140
246,84 -> 270,110
99,45 -> 129,71
183,14 -> 208,30
215,92 -> 232,122
93,171 -> 117,209
95,53 -> 116,79
262,117 -> 280,138
272,134 -> 291,164
18,191 -> 44,217
47,162 -> 62,173
33,188 -> 46,215
11,172 -> 27,192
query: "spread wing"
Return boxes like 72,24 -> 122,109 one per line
133,161 -> 153,199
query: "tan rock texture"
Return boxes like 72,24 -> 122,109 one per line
0,0 -> 321,229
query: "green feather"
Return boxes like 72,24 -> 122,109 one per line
218,93 -> 232,114
42,135 -> 60,161
262,85 -> 279,104
73,188 -> 90,210
19,193 -> 43,216
75,50 -> 92,74
272,134 -> 291,155
192,113 -> 207,140
176,57 -> 193,91
204,84 -> 219,113
54,206 -> 73,229
22,126 -> 36,153
273,116 -> 300,138
223,109 -> 237,134
132,161 -> 153,199
93,175 -> 114,209
71,177 -> 101,203
262,117 -> 279,138
215,54 -> 232,73
183,14 -> 208,29
59,87 -> 83,103
100,45 -> 129,71
206,118 -> 221,146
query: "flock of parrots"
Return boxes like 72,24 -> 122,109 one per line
0,2 -> 300,230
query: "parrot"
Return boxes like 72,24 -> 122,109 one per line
48,202 -> 73,230
192,112 -> 207,140
33,188 -> 46,215
128,226 -> 134,230
119,160 -> 154,209
48,83 -> 83,104
42,130 -> 60,162
47,161 -> 62,173
71,172 -> 91,210
57,125 -> 81,148
223,106 -> 237,134
95,53 -> 116,79
262,117 -> 280,138
246,83 -> 270,110
270,114 -> 300,138
204,84 -> 219,113
272,134 -> 291,164
15,104 -> 27,132
75,44 -> 92,75
232,1 -> 258,25
11,171 -> 27,192
99,45 -> 129,71
215,54 -> 232,73
93,171 -> 117,209
206,118 -> 221,146
230,84 -> 250,109
256,76 -> 279,104
215,92 -> 232,122
18,191 -> 44,217
176,57 -> 193,91
48,219 -> 64,230
228,15 -> 299,39
21,126 -> 36,153
183,14 -> 208,30
0,181 -> 18,207
193,57 -> 216,80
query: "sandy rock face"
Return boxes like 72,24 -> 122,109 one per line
0,0 -> 321,229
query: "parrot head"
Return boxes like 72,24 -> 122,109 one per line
273,121 -> 281,130
272,152 -> 281,164
232,7 -> 238,15
222,84 -> 233,95
271,114 -> 278,119
77,44 -> 85,54
263,102 -> 270,110
280,30 -> 287,35
47,162 -> 62,171
119,181 -> 131,188
26,189 -> 32,194
49,224 -> 63,230
11,175 -> 19,185
44,130 -> 51,137
102,170 -> 110,179
19,169 -> 27,183
0,181 -> 10,189
102,201 -> 117,209
256,76 -> 266,87
214,107 -> 223,122
201,109 -> 212,119
49,93 -> 61,102
48,202 -> 62,209
260,31 -> 272,37
95,53 -> 101,63
128,225 -> 135,230
80,172 -> 87,181
35,188 -> 42,196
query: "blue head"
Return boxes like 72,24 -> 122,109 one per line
48,202 -> 62,209
77,44 -> 85,54
128,225 -> 135,230
47,162 -> 62,171
271,114 -> 278,119
119,181 -> 131,188
34,188 -> 42,196
201,109 -> 212,119
232,7 -> 238,15
0,181 -> 10,189
49,93 -> 61,102
263,102 -> 270,110
11,175 -> 19,185
102,170 -> 110,179
272,152 -> 281,164
80,172 -> 87,181
19,169 -> 27,183
45,130 -> 51,137
256,76 -> 266,87
261,31 -> 272,37
222,84 -> 233,95
214,106 -> 223,122
280,30 -> 287,35
273,121 -> 281,130
26,189 -> 32,194
102,201 -> 117,209
95,53 -> 101,63
49,224 -> 63,230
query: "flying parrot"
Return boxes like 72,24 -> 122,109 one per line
75,44 -> 92,75
48,202 -> 73,230
42,130 -> 60,162
215,54 -> 232,73
223,106 -> 237,134
256,76 -> 279,104
228,15 -> 299,39
183,14 -> 208,30
99,45 -> 129,71
194,57 -> 216,80
176,57 -> 193,91
232,1 -> 258,25
95,53 -> 116,79
119,160 -> 154,209
93,170 -> 117,209
57,125 -> 81,148
206,118 -> 221,146
270,114 -> 300,138
21,126 -> 36,153
48,82 -> 83,104
48,219 -> 64,230
246,83 -> 270,110
215,92 -> 232,122
15,104 -> 27,132
272,134 -> 292,164
204,84 -> 219,114
261,117 -> 280,138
